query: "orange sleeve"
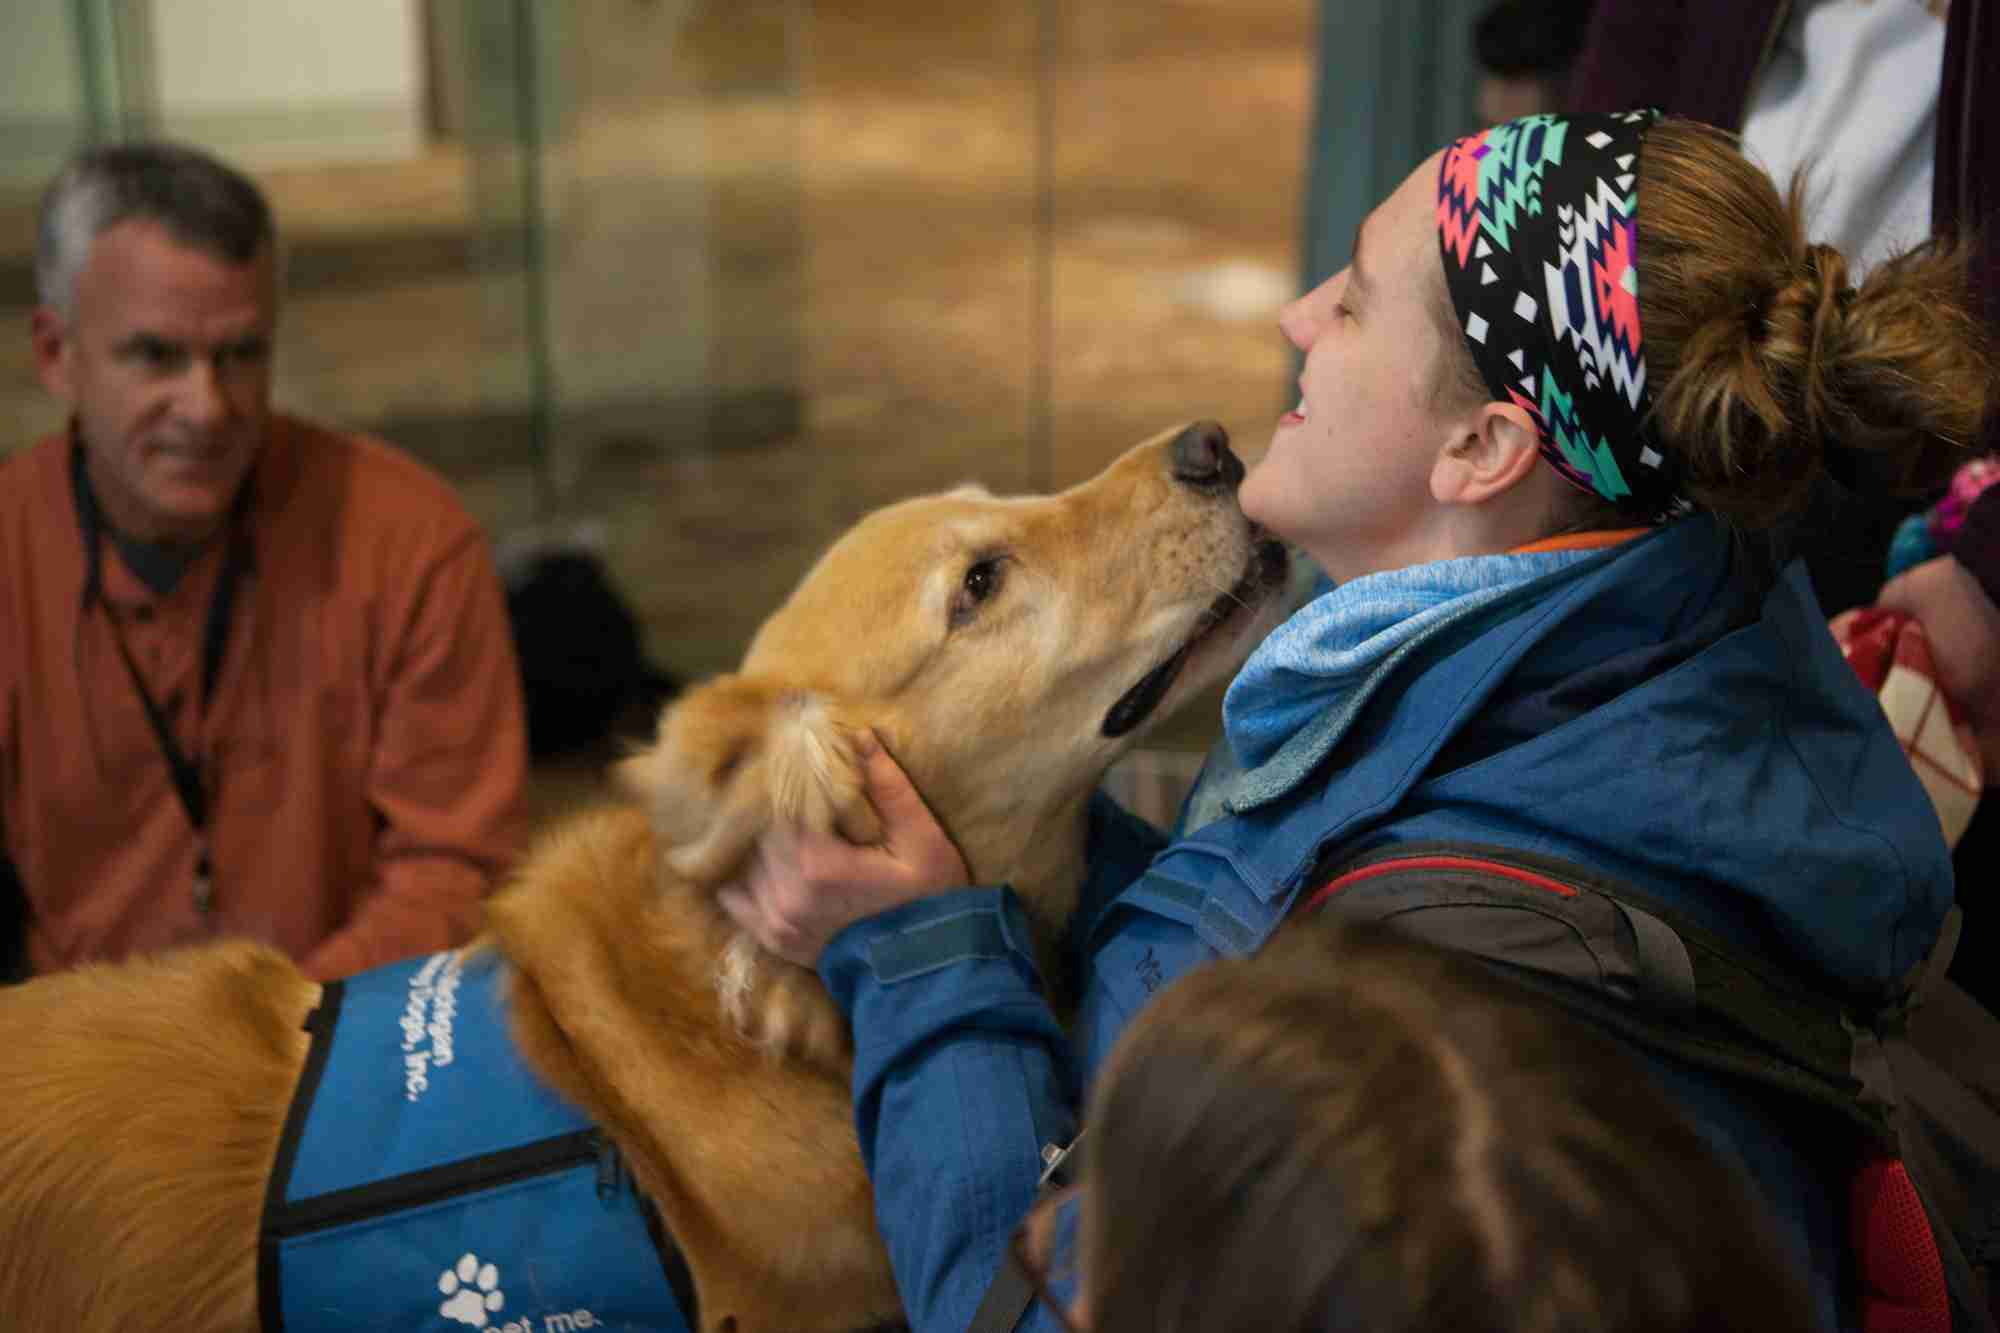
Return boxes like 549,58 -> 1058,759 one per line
301,533 -> 529,980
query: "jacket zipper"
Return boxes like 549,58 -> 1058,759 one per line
268,1129 -> 616,1238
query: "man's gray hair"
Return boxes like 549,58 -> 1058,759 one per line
36,141 -> 274,317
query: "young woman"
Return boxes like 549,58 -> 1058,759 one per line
719,112 -> 1990,1331
1023,919 -> 1816,1332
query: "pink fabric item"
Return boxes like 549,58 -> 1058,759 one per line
1829,607 -> 1986,848
1928,457 -> 2000,549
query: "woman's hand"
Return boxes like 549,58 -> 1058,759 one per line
1879,554 -> 2000,773
717,733 -> 971,967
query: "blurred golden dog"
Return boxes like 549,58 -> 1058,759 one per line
0,422 -> 1285,1333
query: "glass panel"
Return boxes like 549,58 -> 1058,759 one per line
243,3 -> 516,538
0,0 -> 156,445
1046,1 -> 1314,489
799,5 -> 1041,510
1302,0 -> 1486,313
0,2 -> 109,181
1043,0 -> 1316,758
451,0 -> 810,681
0,0 -> 1335,804
0,3 -> 87,441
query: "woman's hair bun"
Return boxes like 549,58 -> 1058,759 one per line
1637,122 -> 1991,529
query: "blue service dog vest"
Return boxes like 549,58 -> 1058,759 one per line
259,948 -> 697,1332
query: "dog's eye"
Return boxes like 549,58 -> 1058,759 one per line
965,560 -> 1000,601
949,556 -> 1007,629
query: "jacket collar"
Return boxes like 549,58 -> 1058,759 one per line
1189,533 -> 1662,830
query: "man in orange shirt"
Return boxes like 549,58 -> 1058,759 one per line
0,142 -> 529,982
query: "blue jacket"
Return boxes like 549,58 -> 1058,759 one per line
819,516 -> 1953,1333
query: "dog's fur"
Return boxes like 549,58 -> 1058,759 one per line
0,424 -> 1285,1332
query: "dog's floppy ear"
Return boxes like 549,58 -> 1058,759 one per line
617,675 -> 884,885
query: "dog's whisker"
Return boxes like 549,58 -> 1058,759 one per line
1195,567 -> 1251,612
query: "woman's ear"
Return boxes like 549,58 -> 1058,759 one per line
1430,399 -> 1543,507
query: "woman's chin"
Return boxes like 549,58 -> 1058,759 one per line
1237,467 -> 1276,531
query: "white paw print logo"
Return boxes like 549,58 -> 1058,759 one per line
437,1252 -> 505,1326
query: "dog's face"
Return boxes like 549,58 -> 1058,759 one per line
622,421 -> 1287,908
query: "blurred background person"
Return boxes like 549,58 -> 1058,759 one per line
1472,0 -> 1597,124
0,142 -> 528,983
1566,0 -> 1999,1008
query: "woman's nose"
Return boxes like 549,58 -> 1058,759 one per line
1278,298 -> 1312,351
1278,288 -> 1326,352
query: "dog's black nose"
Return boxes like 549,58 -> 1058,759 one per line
1169,420 -> 1244,491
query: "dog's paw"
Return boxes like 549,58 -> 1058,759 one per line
624,676 -> 880,886
713,928 -> 854,1073
438,1253 -> 505,1327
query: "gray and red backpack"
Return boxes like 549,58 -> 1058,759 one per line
1304,842 -> 1999,1333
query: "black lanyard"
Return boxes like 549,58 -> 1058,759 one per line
102,538 -> 248,916
73,443 -> 251,917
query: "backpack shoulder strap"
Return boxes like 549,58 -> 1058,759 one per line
1306,841 -> 1892,1140
964,1137 -> 1086,1333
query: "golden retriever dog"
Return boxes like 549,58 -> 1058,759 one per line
0,421 -> 1286,1333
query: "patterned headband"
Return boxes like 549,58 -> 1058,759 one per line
1437,109 -> 1689,522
